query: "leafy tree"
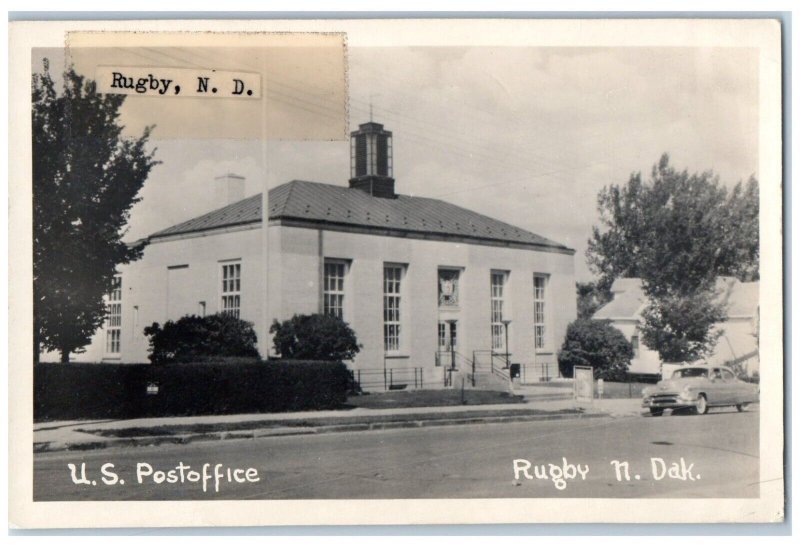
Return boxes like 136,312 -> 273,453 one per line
33,60 -> 158,362
587,154 -> 758,362
576,281 -> 612,319
270,314 -> 361,361
143,313 -> 260,365
638,291 -> 726,363
557,319 -> 633,381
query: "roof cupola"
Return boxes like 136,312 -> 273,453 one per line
349,121 -> 395,198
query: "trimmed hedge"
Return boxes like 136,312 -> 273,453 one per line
270,313 -> 361,361
34,360 -> 350,421
144,313 -> 260,364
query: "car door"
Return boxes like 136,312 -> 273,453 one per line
722,369 -> 752,404
717,368 -> 739,404
707,368 -> 727,404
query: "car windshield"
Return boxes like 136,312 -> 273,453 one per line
672,368 -> 708,379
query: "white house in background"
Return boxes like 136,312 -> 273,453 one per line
593,277 -> 760,377
44,121 -> 578,390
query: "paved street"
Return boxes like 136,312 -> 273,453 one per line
34,408 -> 759,500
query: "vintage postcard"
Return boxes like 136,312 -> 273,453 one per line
8,18 -> 784,528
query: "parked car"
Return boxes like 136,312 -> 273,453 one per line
642,364 -> 759,416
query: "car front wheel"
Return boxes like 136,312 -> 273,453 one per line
694,394 -> 708,415
736,403 -> 750,412
649,408 -> 663,417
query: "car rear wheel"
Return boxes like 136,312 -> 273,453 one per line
736,403 -> 750,412
649,408 -> 663,417
694,394 -> 708,415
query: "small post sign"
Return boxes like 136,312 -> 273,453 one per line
573,366 -> 594,406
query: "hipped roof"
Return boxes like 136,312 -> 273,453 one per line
150,180 -> 573,253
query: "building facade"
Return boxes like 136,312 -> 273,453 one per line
50,122 -> 578,388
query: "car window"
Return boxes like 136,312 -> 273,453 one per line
711,369 -> 723,379
672,368 -> 708,379
721,369 -> 735,381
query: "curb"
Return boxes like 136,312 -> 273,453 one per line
33,409 -> 628,454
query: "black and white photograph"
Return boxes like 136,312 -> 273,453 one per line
8,17 -> 784,527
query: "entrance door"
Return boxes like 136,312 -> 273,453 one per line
438,320 -> 458,369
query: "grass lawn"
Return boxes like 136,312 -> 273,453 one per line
533,380 -> 654,399
348,389 -> 525,409
82,406 -> 578,438
595,381 -> 651,399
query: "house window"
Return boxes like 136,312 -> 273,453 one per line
323,260 -> 347,320
221,262 -> 241,318
383,264 -> 404,352
631,333 -> 640,357
534,274 -> 548,350
105,276 -> 122,355
491,271 -> 508,350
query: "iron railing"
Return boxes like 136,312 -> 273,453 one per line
351,367 -> 426,392
471,350 -> 511,385
518,362 -> 560,383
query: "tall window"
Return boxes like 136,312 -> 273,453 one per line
324,260 -> 347,320
383,265 -> 404,352
491,271 -> 508,350
534,274 -> 548,350
221,262 -> 241,318
105,275 -> 122,355
631,333 -> 640,357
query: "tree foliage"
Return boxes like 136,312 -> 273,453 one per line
270,314 -> 361,362
557,319 -> 633,381
638,291 -> 726,363
143,313 -> 260,365
587,154 -> 758,362
576,281 -> 612,320
33,60 -> 158,362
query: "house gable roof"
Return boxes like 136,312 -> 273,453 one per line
593,277 -> 759,321
593,278 -> 646,320
149,180 -> 574,253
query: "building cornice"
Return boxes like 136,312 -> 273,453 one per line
145,215 -> 576,256
147,220 -> 261,244
269,217 -> 576,255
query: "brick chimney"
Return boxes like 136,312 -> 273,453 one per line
215,173 -> 246,206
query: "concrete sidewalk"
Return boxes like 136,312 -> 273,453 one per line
34,396 -> 644,453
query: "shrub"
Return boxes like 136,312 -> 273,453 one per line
270,313 -> 361,361
34,360 -> 350,420
144,313 -> 260,364
557,319 -> 633,381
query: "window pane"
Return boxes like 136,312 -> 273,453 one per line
491,272 -> 507,350
221,262 -> 242,317
534,274 -> 547,349
383,266 -> 403,351
324,260 -> 348,319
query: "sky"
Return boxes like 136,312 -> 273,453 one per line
35,45 -> 759,281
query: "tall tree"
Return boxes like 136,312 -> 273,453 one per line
587,154 -> 759,362
576,281 -> 612,320
33,60 -> 159,362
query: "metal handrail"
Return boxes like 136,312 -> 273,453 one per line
472,349 -> 511,382
352,367 -> 426,391
435,349 -> 472,371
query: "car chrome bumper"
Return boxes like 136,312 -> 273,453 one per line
642,395 -> 698,409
